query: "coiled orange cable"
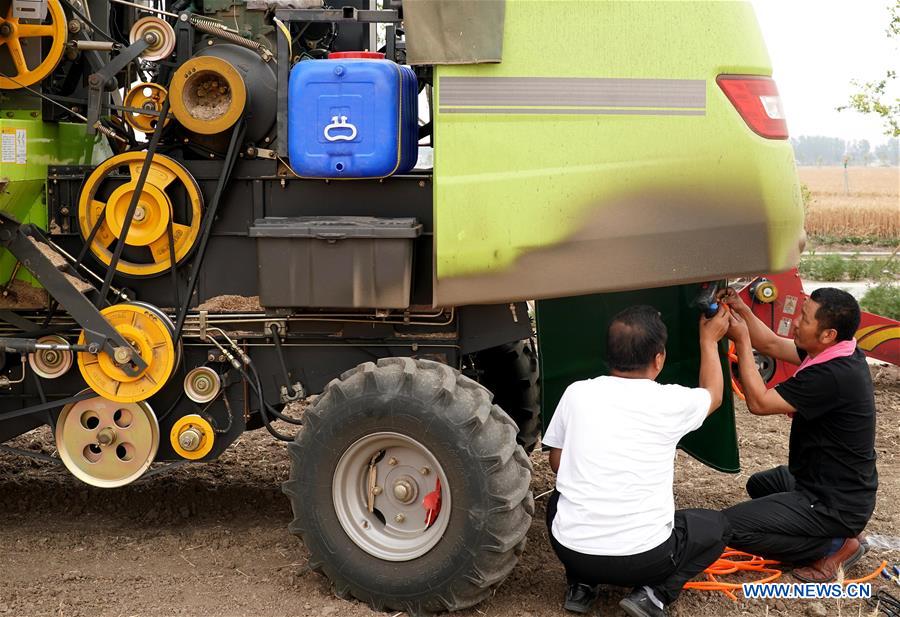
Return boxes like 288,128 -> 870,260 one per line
685,548 -> 887,600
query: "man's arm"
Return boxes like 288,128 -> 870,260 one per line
722,288 -> 802,365
698,308 -> 729,415
730,313 -> 797,416
549,447 -> 561,473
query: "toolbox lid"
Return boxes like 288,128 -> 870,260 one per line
249,216 -> 423,240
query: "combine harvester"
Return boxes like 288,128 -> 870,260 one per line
0,0 -> 892,613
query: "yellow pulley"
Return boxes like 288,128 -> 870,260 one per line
77,152 -> 203,277
0,0 -> 66,89
77,303 -> 177,403
170,414 -> 215,460
124,83 -> 170,133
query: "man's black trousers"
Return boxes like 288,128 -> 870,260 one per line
723,465 -> 861,565
546,490 -> 731,605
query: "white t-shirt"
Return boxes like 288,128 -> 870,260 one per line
542,376 -> 711,556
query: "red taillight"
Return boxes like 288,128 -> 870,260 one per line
717,75 -> 788,140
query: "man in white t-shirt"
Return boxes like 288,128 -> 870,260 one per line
544,304 -> 731,617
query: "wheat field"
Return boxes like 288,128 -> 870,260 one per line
798,166 -> 899,244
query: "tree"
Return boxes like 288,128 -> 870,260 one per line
874,138 -> 900,165
837,1 -> 900,137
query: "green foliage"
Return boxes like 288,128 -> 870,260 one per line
798,253 -> 900,282
837,1 -> 900,137
846,256 -> 871,280
861,283 -> 900,320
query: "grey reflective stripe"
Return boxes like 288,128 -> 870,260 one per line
439,107 -> 706,116
439,76 -> 706,114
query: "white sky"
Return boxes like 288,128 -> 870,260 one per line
751,0 -> 897,145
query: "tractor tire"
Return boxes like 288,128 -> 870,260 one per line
472,339 -> 541,453
283,357 -> 534,616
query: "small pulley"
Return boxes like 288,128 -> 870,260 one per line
77,151 -> 203,277
123,82 -> 170,133
0,0 -> 67,89
55,391 -> 159,487
129,16 -> 175,62
77,303 -> 177,403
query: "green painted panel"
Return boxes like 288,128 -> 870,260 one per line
432,0 -> 803,303
536,283 -> 740,473
0,114 -> 106,288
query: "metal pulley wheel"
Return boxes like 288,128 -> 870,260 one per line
168,54 -> 247,135
0,0 -> 67,89
55,391 -> 159,487
123,83 -> 170,133
28,334 -> 73,379
129,16 -> 175,62
77,152 -> 203,277
77,303 -> 177,403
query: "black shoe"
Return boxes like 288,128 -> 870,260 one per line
619,588 -> 667,617
563,582 -> 599,614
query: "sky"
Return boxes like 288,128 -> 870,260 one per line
751,0 -> 897,145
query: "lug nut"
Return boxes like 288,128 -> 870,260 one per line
420,467 -> 430,476
372,486 -> 383,496
178,428 -> 202,452
388,457 -> 398,466
394,513 -> 405,524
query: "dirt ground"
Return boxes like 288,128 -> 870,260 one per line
0,365 -> 897,617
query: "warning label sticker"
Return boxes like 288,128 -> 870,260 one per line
1,128 -> 26,164
777,317 -> 793,337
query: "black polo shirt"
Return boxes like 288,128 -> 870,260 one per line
775,347 -> 878,526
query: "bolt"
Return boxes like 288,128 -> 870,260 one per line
133,206 -> 146,222
178,428 -> 202,451
113,347 -> 132,364
420,467 -> 430,476
207,39 -> 213,46
372,485 -> 382,496
207,352 -> 216,362
0,23 -> 12,37
96,427 -> 117,446
394,513 -> 405,524
67,20 -> 81,34
388,457 -> 398,466
393,482 -> 410,502
264,137 -> 271,143
179,13 -> 189,21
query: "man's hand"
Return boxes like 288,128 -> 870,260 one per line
699,305 -> 729,344
720,287 -> 750,316
727,310 -> 751,347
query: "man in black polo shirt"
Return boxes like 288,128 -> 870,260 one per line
721,287 -> 877,582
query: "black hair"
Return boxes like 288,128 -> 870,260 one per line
809,288 -> 860,342
606,305 -> 668,372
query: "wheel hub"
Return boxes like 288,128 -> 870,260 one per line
333,432 -> 451,561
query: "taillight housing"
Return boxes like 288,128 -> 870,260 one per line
717,75 -> 788,139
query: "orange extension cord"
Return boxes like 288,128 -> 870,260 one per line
685,549 -> 887,600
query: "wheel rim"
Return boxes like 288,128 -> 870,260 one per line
77,152 -> 203,277
0,0 -> 66,90
55,391 -> 159,488
333,431 -> 451,562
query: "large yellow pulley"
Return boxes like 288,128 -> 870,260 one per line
77,152 -> 203,277
0,0 -> 67,89
77,303 -> 177,403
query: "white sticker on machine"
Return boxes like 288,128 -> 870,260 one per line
783,295 -> 798,315
777,317 -> 793,337
15,129 -> 26,164
1,129 -> 14,163
0,128 -> 26,164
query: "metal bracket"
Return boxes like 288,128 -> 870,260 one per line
0,216 -> 147,375
12,0 -> 48,19
86,37 -> 151,134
